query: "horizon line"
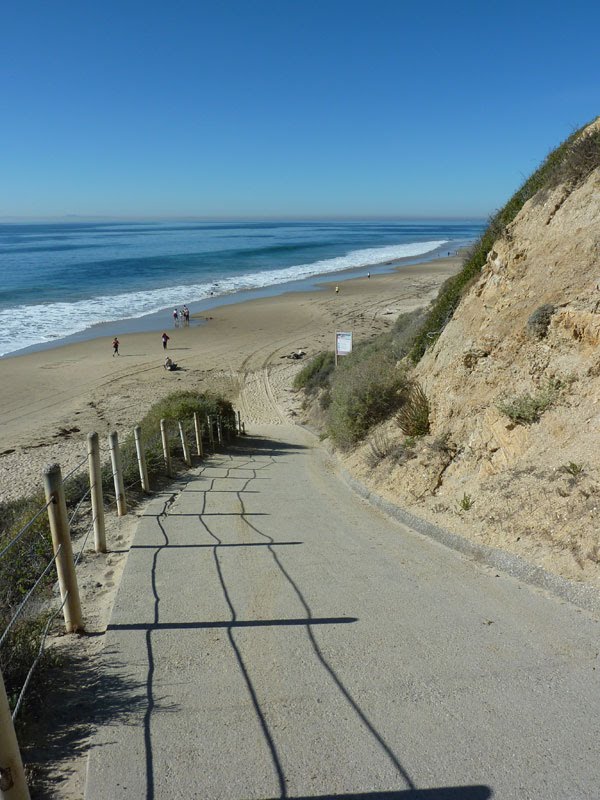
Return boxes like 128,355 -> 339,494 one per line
0,213 -> 489,223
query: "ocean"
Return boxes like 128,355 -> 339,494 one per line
0,219 -> 485,357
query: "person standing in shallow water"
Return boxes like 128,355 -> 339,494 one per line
161,332 -> 170,350
112,337 -> 120,356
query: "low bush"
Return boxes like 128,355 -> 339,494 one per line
366,429 -> 393,467
497,380 -> 559,425
527,304 -> 555,339
459,493 -> 475,511
293,351 -> 335,395
542,127 -> 600,191
389,309 -> 427,360
396,382 -> 430,436
326,349 -> 409,448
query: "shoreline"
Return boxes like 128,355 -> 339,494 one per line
1,244 -> 464,360
0,253 -> 462,502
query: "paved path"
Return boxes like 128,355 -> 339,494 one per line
85,424 -> 600,800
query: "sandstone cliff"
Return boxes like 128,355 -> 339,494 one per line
345,119 -> 600,587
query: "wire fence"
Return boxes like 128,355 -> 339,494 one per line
0,409 -> 243,796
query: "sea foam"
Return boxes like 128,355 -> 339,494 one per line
0,240 -> 446,357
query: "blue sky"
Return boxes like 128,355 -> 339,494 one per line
1,0 -> 598,218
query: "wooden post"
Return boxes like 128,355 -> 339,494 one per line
42,463 -> 84,633
206,415 -> 214,449
216,416 -> 223,445
193,412 -> 203,457
179,421 -> 192,466
134,426 -> 150,493
87,432 -> 106,554
160,419 -> 172,477
109,432 -> 127,517
0,666 -> 30,799
237,410 -> 242,435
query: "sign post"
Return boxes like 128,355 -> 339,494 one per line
335,331 -> 353,366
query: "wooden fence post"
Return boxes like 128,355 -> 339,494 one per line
108,432 -> 127,517
87,432 -> 106,554
134,426 -> 150,493
160,419 -> 172,477
179,421 -> 192,467
193,412 -> 203,458
216,416 -> 223,445
0,666 -> 30,799
206,415 -> 214,450
42,463 -> 84,633
237,410 -> 242,435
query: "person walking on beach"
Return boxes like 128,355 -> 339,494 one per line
112,337 -> 120,356
161,332 -> 170,350
335,285 -> 339,294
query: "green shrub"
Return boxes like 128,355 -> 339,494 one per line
139,390 -> 236,437
562,462 -> 585,477
389,309 -> 427,360
497,380 -> 559,425
0,493 -> 53,611
366,429 -> 393,467
542,127 -> 600,191
459,493 -> 475,511
326,350 -> 409,448
319,388 -> 332,409
396,382 -> 430,436
293,351 -> 335,394
527,304 -> 556,339
0,493 -> 54,706
109,390 -> 238,493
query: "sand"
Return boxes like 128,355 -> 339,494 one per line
0,257 -> 460,503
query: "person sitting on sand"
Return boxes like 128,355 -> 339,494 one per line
112,337 -> 120,356
164,356 -> 178,371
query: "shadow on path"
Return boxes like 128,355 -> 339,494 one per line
260,790 -> 491,800
134,440 -> 492,800
194,451 -> 422,799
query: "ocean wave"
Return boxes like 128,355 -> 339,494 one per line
0,239 -> 446,356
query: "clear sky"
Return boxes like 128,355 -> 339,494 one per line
1,0 -> 598,219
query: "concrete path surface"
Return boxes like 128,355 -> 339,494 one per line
85,424 -> 600,800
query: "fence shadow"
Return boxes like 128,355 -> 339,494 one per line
261,791 -> 492,800
229,434 -> 310,456
18,644 -> 148,799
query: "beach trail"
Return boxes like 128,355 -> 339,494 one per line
84,423 -> 600,800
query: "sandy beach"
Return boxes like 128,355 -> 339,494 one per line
0,256 -> 460,503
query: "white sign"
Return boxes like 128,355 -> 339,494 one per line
336,331 -> 353,356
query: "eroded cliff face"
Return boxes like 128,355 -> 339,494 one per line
347,123 -> 600,586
